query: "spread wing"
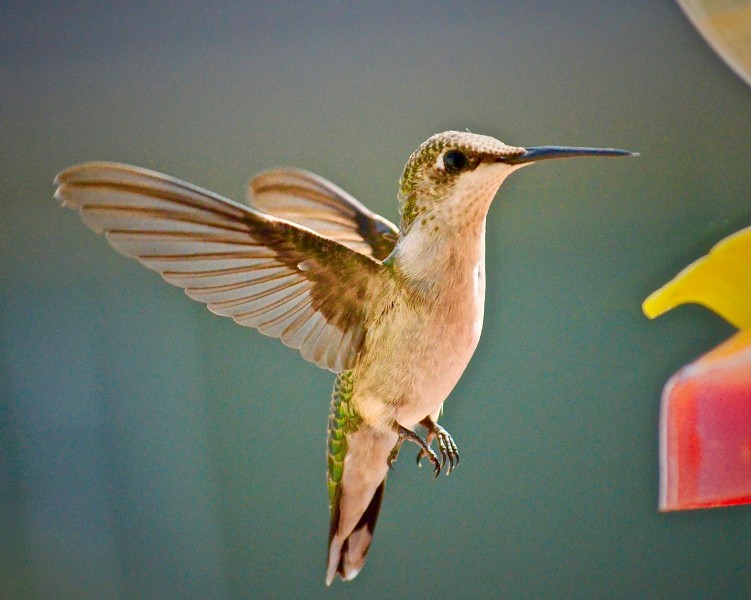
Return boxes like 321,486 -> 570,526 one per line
249,168 -> 399,261
54,162 -> 388,372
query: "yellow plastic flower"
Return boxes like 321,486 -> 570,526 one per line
643,225 -> 751,329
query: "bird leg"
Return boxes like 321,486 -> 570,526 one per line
388,423 -> 442,478
416,417 -> 459,475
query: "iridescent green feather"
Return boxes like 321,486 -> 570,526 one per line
398,136 -> 448,229
327,371 -> 362,512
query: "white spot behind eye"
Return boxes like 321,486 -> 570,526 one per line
434,153 -> 445,171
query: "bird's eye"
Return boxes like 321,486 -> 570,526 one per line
443,150 -> 468,173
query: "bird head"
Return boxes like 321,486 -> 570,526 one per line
397,130 -> 635,233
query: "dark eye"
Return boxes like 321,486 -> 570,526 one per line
443,150 -> 468,173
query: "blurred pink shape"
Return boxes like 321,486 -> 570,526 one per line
660,329 -> 751,511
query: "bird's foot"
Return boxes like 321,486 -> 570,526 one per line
417,418 -> 459,475
389,423 -> 441,478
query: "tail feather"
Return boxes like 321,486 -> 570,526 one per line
326,479 -> 386,585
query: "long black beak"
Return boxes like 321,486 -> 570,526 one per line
504,146 -> 638,165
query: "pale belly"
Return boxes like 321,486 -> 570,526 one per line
353,269 -> 485,429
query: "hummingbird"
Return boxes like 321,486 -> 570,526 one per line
53,131 -> 635,584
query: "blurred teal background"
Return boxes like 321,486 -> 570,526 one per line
2,2 -> 751,598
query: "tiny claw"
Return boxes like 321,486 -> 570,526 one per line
437,437 -> 447,469
427,449 -> 441,478
387,442 -> 402,469
435,428 -> 459,476
419,444 -> 442,478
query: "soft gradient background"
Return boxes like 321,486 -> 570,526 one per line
2,2 -> 751,599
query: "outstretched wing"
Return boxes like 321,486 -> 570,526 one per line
249,168 -> 399,261
54,162 -> 388,372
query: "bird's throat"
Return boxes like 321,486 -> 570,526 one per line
390,213 -> 488,299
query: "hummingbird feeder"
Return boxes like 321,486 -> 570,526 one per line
644,225 -> 751,511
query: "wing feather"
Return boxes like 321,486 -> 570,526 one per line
54,162 -> 386,372
162,266 -> 288,288
249,168 -> 399,260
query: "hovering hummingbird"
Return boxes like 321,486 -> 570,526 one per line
53,131 -> 635,584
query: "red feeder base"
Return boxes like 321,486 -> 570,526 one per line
660,329 -> 751,511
